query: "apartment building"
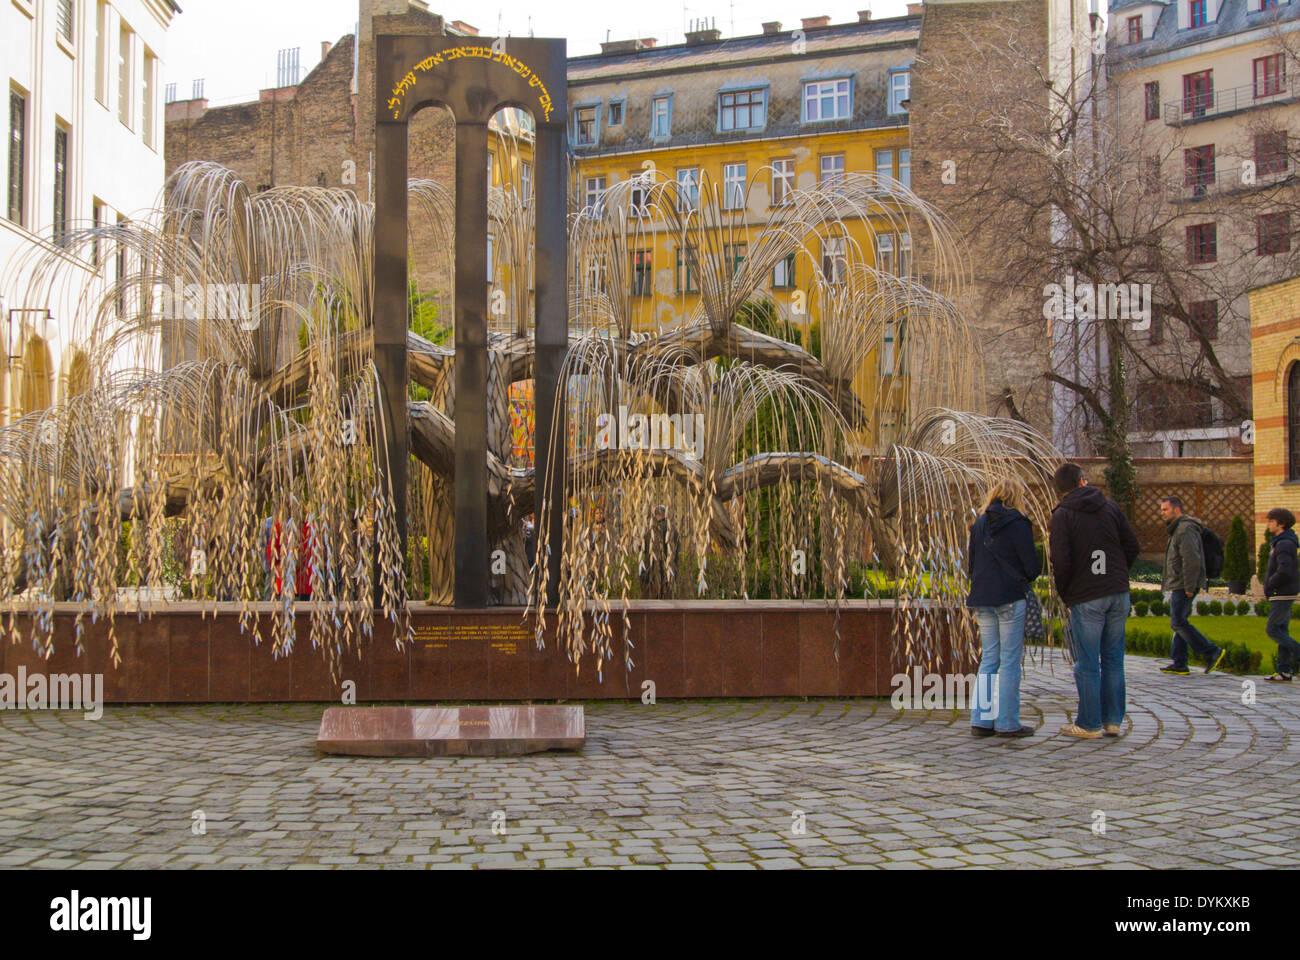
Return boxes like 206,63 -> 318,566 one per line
1,0 -> 177,419
1107,0 -> 1300,456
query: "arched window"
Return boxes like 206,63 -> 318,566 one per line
1289,361 -> 1300,481
19,336 -> 52,416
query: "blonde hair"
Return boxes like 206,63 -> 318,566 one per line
982,479 -> 1027,512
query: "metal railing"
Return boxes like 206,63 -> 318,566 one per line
1164,75 -> 1295,124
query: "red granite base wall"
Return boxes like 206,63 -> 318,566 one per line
0,602 -> 976,703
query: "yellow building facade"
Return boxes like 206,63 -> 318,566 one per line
1248,276 -> 1300,546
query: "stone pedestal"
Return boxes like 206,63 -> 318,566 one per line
315,704 -> 585,756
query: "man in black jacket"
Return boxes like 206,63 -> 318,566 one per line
1047,463 -> 1141,739
1263,507 -> 1300,681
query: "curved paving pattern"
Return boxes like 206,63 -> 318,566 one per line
0,656 -> 1296,869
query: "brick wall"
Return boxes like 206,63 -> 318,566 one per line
1248,277 -> 1300,547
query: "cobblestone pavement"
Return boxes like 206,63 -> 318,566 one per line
0,656 -> 1297,869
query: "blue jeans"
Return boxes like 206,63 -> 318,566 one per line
971,600 -> 1025,733
1267,600 -> 1300,675
1168,590 -> 1219,669
1068,592 -> 1129,731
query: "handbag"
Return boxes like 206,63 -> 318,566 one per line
983,527 -> 1045,641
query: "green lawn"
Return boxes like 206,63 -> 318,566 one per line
1128,616 -> 1285,674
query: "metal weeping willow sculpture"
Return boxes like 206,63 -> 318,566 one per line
0,133 -> 1063,681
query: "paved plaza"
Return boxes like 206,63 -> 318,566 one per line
0,655 -> 1297,869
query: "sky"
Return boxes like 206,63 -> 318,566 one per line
165,0 -> 914,105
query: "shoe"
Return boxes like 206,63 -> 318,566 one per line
1159,664 -> 1190,675
1103,724 -> 1121,737
1265,673 -> 1293,682
997,725 -> 1035,738
1205,649 -> 1226,674
970,726 -> 996,737
1059,724 -> 1103,739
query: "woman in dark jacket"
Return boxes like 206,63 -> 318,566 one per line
966,480 -> 1042,737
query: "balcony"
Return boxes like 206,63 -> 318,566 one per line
1163,163 -> 1294,202
1164,76 -> 1297,126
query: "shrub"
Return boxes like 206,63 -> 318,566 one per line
1209,600 -> 1223,615
1255,600 -> 1270,616
1223,516 -> 1252,584
1151,599 -> 1166,617
1222,602 -> 1235,616
1130,559 -> 1164,584
1133,601 -> 1149,617
1237,600 -> 1251,616
1197,600 -> 1210,616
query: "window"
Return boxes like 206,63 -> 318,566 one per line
876,233 -> 894,274
724,243 -> 747,278
583,256 -> 606,296
142,51 -> 156,148
92,199 -> 107,267
1127,15 -> 1143,42
1254,54 -> 1285,99
583,175 -> 607,217
1184,144 -> 1214,197
676,167 -> 699,212
629,172 -> 650,217
115,214 -> 127,317
1189,0 -> 1208,26
7,90 -> 25,226
1289,362 -> 1300,481
771,158 -> 794,206
1186,223 -> 1217,263
520,160 -> 532,205
1182,70 -> 1212,117
1149,307 -> 1165,344
53,125 -> 68,245
631,250 -> 652,296
899,233 -> 912,277
1256,132 -> 1288,175
820,153 -> 845,193
56,0 -> 74,43
1258,212 -> 1291,255
675,245 -> 698,293
574,106 -> 597,146
803,78 -> 851,122
651,97 -> 671,137
722,162 -> 746,210
607,100 -> 623,126
719,88 -> 765,131
875,148 -> 894,188
889,71 -> 910,115
1188,300 -> 1217,339
881,321 -> 905,375
823,235 -> 847,283
95,2 -> 109,104
486,233 -> 494,283
487,151 -> 493,186
118,24 -> 132,127
1144,81 -> 1160,121
898,149 -> 911,189
773,254 -> 795,288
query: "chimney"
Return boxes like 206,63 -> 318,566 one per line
321,40 -> 332,60
685,17 -> 721,44
858,9 -> 872,21
906,2 -> 923,14
639,37 -> 657,47
601,37 -> 657,54
762,20 -> 783,34
801,15 -> 831,29
449,19 -> 479,35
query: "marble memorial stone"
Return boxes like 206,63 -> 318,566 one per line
316,705 -> 585,756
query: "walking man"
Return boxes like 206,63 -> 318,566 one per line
1048,463 -> 1140,739
1158,496 -> 1224,675
1262,507 -> 1300,681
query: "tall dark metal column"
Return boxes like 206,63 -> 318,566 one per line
453,123 -> 490,608
373,121 -> 410,583
533,123 -> 567,608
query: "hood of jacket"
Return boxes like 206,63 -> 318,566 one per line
1057,485 -> 1107,514
984,500 -> 1027,535
1275,529 -> 1299,550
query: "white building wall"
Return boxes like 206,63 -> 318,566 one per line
0,0 -> 175,415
